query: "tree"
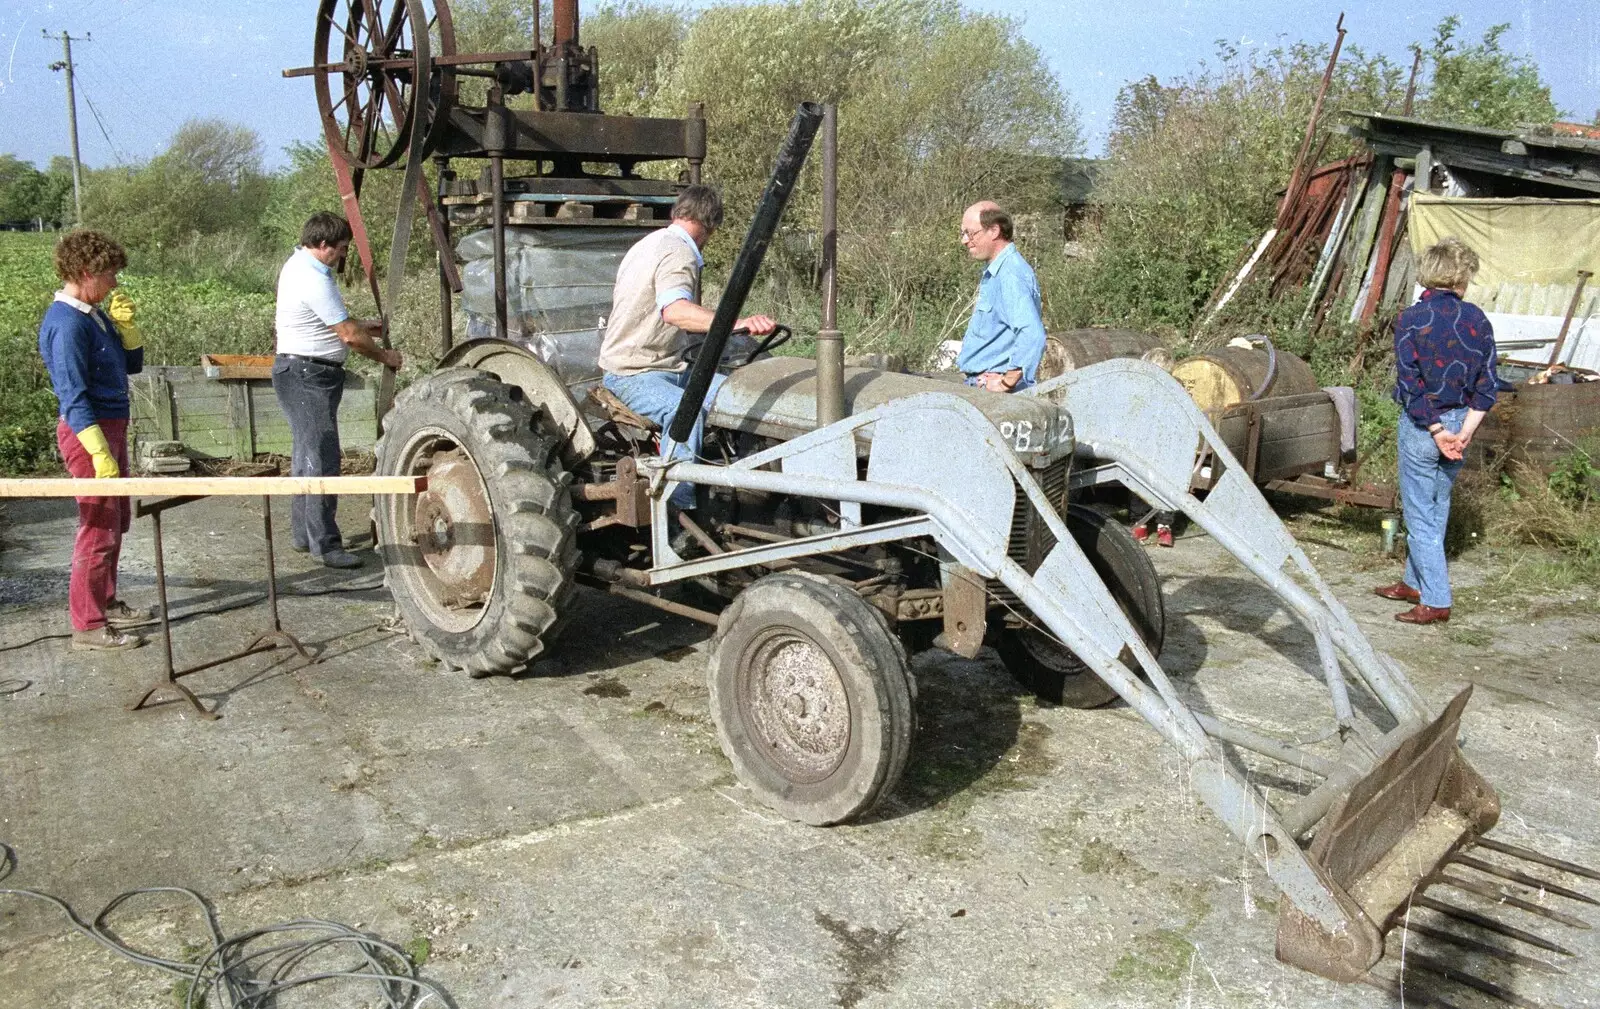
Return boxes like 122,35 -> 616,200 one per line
81,119 -> 271,250
1078,40 -> 1408,328
0,155 -> 72,225
1419,17 -> 1560,128
165,119 -> 265,187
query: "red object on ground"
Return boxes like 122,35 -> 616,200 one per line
1156,525 -> 1175,548
1395,603 -> 1451,625
1373,581 -> 1421,603
1131,525 -> 1150,544
56,417 -> 132,631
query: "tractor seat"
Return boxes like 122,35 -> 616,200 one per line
590,386 -> 659,438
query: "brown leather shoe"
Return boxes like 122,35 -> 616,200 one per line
1395,604 -> 1450,625
1374,582 -> 1421,603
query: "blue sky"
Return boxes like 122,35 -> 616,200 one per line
0,0 -> 1594,172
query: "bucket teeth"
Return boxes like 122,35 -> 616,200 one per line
1371,832 -> 1599,1007
1473,836 -> 1600,885
1452,853 -> 1600,907
1431,872 -> 1593,930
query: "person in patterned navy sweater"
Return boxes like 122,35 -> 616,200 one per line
1374,237 -> 1497,626
37,230 -> 156,650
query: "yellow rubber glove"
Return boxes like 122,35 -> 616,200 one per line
107,291 -> 142,351
75,424 -> 120,479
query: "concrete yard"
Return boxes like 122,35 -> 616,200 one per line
1,494 -> 1596,1008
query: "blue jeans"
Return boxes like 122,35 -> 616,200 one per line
603,369 -> 726,509
272,354 -> 346,555
1398,407 -> 1466,608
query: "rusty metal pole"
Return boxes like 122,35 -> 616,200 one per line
553,0 -> 579,45
1546,270 -> 1593,368
816,103 -> 846,428
486,85 -> 510,342
1278,13 -> 1346,230
1402,47 -> 1423,116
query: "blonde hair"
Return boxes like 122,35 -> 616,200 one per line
1417,236 -> 1480,291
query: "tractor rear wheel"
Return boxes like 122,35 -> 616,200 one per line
376,368 -> 578,677
709,572 -> 916,825
998,504 -> 1164,708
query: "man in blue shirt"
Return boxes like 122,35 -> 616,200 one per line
956,201 -> 1047,393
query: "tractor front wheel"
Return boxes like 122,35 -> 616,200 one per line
998,504 -> 1165,708
709,572 -> 916,825
376,368 -> 578,677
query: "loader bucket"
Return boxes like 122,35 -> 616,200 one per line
1276,686 -> 1500,980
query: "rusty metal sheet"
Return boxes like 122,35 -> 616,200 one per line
942,565 -> 986,659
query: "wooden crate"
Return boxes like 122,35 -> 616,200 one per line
130,365 -> 377,461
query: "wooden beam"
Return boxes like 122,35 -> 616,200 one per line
0,475 -> 427,499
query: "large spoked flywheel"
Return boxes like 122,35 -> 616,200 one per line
313,0 -> 457,169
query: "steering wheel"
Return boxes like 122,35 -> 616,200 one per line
682,324 -> 793,370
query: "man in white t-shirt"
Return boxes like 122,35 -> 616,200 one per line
272,212 -> 401,568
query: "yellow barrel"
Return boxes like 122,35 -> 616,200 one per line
1170,346 -> 1320,412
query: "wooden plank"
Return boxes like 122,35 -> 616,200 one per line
0,475 -> 427,498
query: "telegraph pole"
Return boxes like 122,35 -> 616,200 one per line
46,29 -> 91,224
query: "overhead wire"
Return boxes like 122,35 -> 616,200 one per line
77,82 -> 127,165
0,842 -> 455,1009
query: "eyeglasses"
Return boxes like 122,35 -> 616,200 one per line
959,226 -> 994,241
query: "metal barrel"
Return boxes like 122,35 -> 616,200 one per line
667,102 -> 824,445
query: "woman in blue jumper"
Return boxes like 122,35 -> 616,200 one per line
1375,237 -> 1497,625
37,230 -> 153,651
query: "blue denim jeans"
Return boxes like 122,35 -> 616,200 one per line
1398,406 -> 1466,608
271,354 -> 346,555
602,369 -> 726,509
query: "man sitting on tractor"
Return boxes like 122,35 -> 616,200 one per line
956,201 -> 1047,393
599,184 -> 777,509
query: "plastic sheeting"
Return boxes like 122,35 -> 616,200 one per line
1409,196 -> 1600,303
1408,196 -> 1600,368
457,226 -> 642,383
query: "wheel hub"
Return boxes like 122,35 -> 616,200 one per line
411,450 -> 493,607
745,634 -> 850,783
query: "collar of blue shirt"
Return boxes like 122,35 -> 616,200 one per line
665,222 -> 704,268
983,242 -> 1017,279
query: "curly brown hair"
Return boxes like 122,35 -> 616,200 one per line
53,229 -> 128,284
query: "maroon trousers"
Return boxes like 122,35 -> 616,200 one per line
55,417 -> 131,632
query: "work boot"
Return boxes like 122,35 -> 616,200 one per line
1131,525 -> 1150,545
1155,524 -> 1175,548
1373,581 -> 1421,603
71,626 -> 146,652
290,541 -> 311,554
1395,604 -> 1450,625
317,549 -> 364,569
105,598 -> 158,629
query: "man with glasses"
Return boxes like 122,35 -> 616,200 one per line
956,201 -> 1047,393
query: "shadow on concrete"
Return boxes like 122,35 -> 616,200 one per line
874,649 -> 1023,821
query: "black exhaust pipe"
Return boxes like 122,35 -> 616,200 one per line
666,102 -> 823,445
